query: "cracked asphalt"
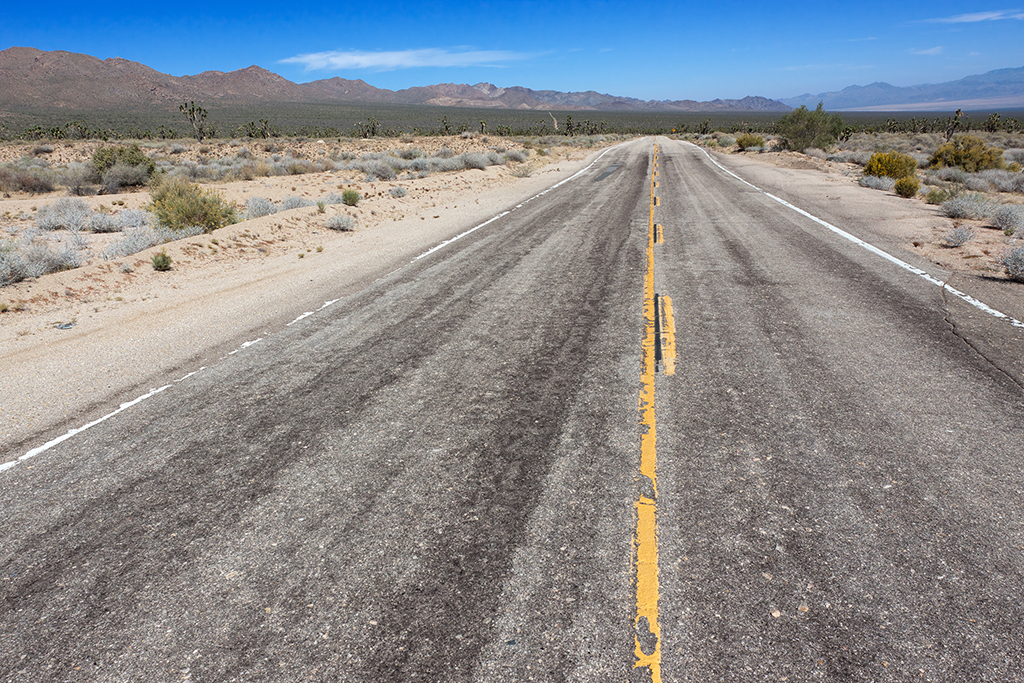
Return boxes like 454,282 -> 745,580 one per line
2,137 -> 1023,682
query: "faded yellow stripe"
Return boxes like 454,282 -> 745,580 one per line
661,295 -> 676,376
634,142 -> 661,682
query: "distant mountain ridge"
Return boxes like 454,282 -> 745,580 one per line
783,66 -> 1024,111
0,47 -> 790,113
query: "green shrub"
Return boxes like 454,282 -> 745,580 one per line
894,176 -> 921,198
930,135 -> 1006,173
92,144 -> 156,178
925,188 -> 949,205
149,177 -> 237,232
341,189 -> 360,206
736,134 -> 764,151
863,152 -> 917,179
151,250 -> 172,271
773,103 -> 845,152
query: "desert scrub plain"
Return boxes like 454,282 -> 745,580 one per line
685,129 -> 1024,283
0,133 -> 615,311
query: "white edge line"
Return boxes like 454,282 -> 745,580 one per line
690,143 -> 1024,330
2,384 -> 173,473
411,143 -> 626,263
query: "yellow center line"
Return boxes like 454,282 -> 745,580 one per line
660,295 -> 676,376
634,142 -> 661,682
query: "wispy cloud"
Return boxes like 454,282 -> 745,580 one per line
910,46 -> 944,55
924,9 -> 1024,23
280,48 -> 530,71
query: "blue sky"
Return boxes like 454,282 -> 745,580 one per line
2,1 -> 1023,101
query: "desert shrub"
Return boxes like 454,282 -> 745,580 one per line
1003,148 -> 1024,166
993,205 -> 1024,235
925,188 -> 949,204
151,250 -> 172,271
942,226 -> 975,247
462,153 -> 490,170
803,147 -> 828,159
244,196 -> 277,220
0,248 -> 26,286
117,209 -> 151,229
859,175 -> 895,191
396,148 -> 423,160
863,151 -> 918,179
894,176 -> 921,198
32,144 -> 53,155
438,146 -> 455,159
149,177 -> 236,232
0,166 -> 55,194
102,162 -> 151,193
1,230 -> 88,283
326,214 -> 354,231
62,163 -> 99,195
1001,245 -> 1024,281
92,144 -> 156,177
827,150 -> 871,165
972,169 -> 1024,193
718,136 -> 736,148
736,134 -> 765,151
930,135 -> 1006,173
321,193 -> 346,205
35,198 -> 91,231
101,224 -> 203,260
934,166 -> 968,184
280,196 -> 313,211
941,193 -> 992,220
504,149 -> 528,163
169,143 -> 187,154
342,189 -> 360,206
389,186 -> 407,198
86,212 -> 122,233
356,159 -> 397,181
774,103 -> 845,152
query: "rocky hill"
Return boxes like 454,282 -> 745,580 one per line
0,47 -> 790,113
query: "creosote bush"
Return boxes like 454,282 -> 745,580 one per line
894,176 -> 921,198
92,144 -> 156,178
930,135 -> 1006,173
149,177 -> 237,233
342,189 -> 360,206
736,134 -> 765,151
863,151 -> 917,179
774,103 -> 845,152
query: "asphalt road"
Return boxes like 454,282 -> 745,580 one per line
2,138 -> 1024,682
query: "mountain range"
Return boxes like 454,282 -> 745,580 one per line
783,66 -> 1024,111
0,47 -> 790,113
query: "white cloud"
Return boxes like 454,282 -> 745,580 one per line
280,48 -> 530,71
911,46 -> 945,55
925,9 -> 1024,23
